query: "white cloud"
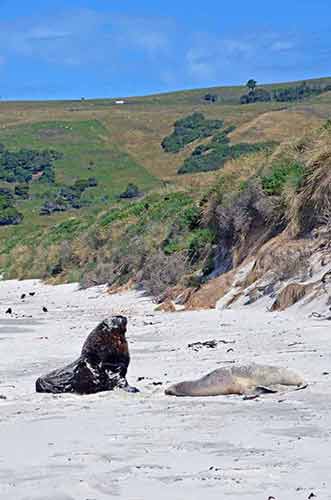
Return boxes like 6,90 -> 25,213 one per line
0,7 -> 321,96
112,15 -> 173,56
0,9 -> 100,64
183,30 -> 301,85
222,39 -> 253,55
270,40 -> 295,51
26,28 -> 72,41
0,9 -> 173,67
186,47 -> 216,80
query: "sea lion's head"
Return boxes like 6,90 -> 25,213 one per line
164,384 -> 178,396
104,315 -> 127,334
165,381 -> 193,397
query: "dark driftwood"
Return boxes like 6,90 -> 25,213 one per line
36,316 -> 138,395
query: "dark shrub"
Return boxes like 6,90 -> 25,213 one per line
240,88 -> 271,104
178,140 -> 275,175
39,177 -> 98,215
119,183 -> 141,199
14,184 -> 29,199
0,206 -> 23,225
0,189 -> 23,225
0,147 -> 60,184
161,113 -> 224,153
273,82 -> 323,102
0,188 -> 14,205
87,177 -> 98,187
203,93 -> 218,103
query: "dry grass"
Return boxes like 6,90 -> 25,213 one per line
286,129 -> 331,236
1,85 -> 327,187
100,103 -> 269,180
245,235 -> 313,283
229,109 -> 322,144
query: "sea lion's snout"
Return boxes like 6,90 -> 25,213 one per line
108,315 -> 127,331
164,386 -> 175,396
165,382 -> 190,396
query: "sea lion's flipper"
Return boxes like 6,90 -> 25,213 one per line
244,385 -> 283,398
253,383 -> 308,396
254,385 -> 279,395
123,385 -> 140,393
294,384 -> 308,391
115,376 -> 140,393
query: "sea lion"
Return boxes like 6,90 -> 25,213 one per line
165,363 -> 305,397
36,315 -> 139,395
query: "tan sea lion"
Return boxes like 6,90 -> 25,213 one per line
165,363 -> 305,397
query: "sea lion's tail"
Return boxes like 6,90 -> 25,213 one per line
250,364 -> 305,388
280,367 -> 305,386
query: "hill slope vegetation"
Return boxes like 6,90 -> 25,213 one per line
1,77 -> 331,312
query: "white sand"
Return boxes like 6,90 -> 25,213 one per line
0,279 -> 330,500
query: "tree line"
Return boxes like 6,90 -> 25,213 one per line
240,79 -> 331,104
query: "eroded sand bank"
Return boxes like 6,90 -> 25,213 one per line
0,279 -> 330,500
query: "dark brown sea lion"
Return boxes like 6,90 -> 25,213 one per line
165,363 -> 305,397
36,315 -> 138,395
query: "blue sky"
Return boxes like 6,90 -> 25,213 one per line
0,0 -> 330,100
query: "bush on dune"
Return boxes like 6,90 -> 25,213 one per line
261,161 -> 305,195
139,251 -> 188,301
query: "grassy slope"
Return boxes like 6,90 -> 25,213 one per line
1,76 -> 331,278
0,118 -> 158,241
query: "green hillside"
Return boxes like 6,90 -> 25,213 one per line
1,76 -> 331,289
0,119 -> 158,229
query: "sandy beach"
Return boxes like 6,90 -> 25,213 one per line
0,278 -> 330,500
